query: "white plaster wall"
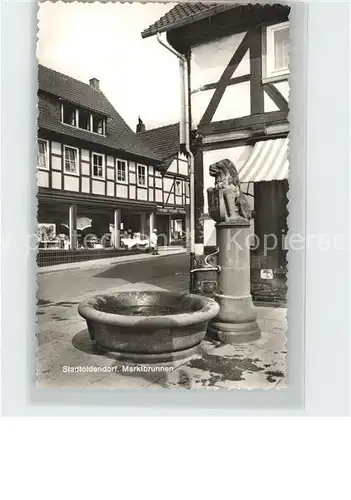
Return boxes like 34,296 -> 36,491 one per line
116,184 -> 128,198
168,193 -> 175,205
273,81 -> 289,101
129,161 -> 136,172
155,177 -> 162,188
81,163 -> 90,176
191,89 -> 215,129
167,159 -> 177,174
64,175 -> 79,192
81,177 -> 90,193
51,155 -> 62,171
137,188 -> 147,201
148,165 -> 154,175
155,190 -> 163,202
178,158 -> 188,176
107,182 -> 114,196
264,91 -> 279,112
129,172 -> 136,184
51,171 -> 61,190
149,189 -> 154,201
212,81 -> 251,122
191,32 -> 248,91
129,185 -> 136,199
163,177 -> 173,191
190,32 -> 250,128
37,170 -> 49,187
106,155 -> 114,167
106,167 -> 114,180
51,141 -> 61,155
81,149 -> 90,162
92,180 -> 105,195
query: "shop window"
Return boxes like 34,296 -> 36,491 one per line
265,22 -> 289,79
117,159 -> 127,183
64,146 -> 79,174
37,139 -> 49,169
92,153 -> 105,179
137,164 -> 147,186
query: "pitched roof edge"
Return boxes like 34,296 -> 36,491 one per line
141,4 -> 236,39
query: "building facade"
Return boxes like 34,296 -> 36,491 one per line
138,122 -> 190,246
37,66 -> 190,264
142,3 -> 289,302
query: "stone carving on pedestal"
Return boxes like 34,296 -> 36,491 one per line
207,158 -> 261,344
207,159 -> 252,223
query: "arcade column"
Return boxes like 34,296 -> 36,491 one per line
113,209 -> 121,248
69,204 -> 77,250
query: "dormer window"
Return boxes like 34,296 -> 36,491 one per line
61,102 -> 106,135
264,22 -> 289,80
92,114 -> 105,135
78,108 -> 91,131
62,103 -> 77,127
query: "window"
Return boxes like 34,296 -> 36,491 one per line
92,114 -> 105,135
62,103 -> 77,126
64,146 -> 79,174
265,22 -> 289,79
79,109 -> 91,131
185,182 -> 190,197
175,180 -> 182,195
92,153 -> 105,179
116,160 -> 127,183
61,103 -> 106,135
37,139 -> 49,169
137,164 -> 147,186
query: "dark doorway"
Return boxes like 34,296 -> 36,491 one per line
156,214 -> 169,246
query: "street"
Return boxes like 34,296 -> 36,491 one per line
38,253 -> 190,305
37,252 -> 287,390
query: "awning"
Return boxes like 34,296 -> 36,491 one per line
239,138 -> 289,182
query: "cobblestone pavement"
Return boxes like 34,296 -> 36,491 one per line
37,255 -> 287,390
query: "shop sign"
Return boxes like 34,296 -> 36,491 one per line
156,206 -> 186,215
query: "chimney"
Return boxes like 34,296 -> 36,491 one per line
136,117 -> 146,133
89,78 -> 100,91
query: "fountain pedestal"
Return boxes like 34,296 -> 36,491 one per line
206,158 -> 261,344
209,218 -> 261,343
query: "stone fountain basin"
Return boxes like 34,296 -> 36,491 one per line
78,291 -> 220,363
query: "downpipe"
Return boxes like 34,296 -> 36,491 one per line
156,33 -> 196,291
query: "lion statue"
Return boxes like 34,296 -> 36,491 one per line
207,158 -> 251,222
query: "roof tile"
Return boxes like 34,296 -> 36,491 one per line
38,65 -> 161,163
138,123 -> 180,168
141,2 -> 233,38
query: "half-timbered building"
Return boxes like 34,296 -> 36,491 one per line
37,66 -> 190,265
138,122 -> 190,246
142,3 -> 289,302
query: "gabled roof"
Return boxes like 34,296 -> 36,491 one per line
37,65 -> 161,163
138,123 -> 180,168
141,2 -> 235,38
